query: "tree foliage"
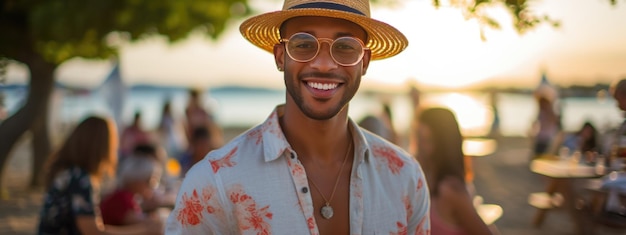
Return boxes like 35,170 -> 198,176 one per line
430,0 -> 620,40
1,0 -> 250,65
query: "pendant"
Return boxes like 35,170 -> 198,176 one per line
320,204 -> 334,219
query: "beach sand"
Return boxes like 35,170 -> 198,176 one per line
1,127 -> 624,235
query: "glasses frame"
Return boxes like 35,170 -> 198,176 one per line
279,32 -> 370,67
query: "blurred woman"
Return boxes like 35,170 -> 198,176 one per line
531,96 -> 561,158
37,116 -> 162,235
562,121 -> 599,154
415,108 -> 492,235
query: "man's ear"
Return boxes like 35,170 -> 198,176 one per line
361,50 -> 371,76
273,44 -> 285,72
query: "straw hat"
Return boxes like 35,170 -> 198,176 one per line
240,0 -> 408,60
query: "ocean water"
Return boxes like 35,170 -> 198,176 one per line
1,86 -> 623,138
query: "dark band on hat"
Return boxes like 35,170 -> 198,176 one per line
289,2 -> 365,16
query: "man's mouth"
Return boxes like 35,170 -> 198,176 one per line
307,81 -> 339,90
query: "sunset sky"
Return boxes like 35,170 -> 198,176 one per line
6,0 -> 626,91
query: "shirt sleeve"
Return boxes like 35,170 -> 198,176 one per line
165,159 -> 227,235
408,162 -> 431,235
69,170 -> 97,216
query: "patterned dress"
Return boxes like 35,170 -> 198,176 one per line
38,167 -> 98,235
166,105 -> 431,235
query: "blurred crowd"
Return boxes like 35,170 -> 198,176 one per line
37,88 -> 222,234
35,76 -> 626,234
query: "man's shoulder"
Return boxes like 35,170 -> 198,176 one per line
360,130 -> 420,171
362,130 -> 412,158
205,124 -> 265,161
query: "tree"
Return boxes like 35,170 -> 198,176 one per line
0,0 -> 250,189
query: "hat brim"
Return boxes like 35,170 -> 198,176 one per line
240,8 -> 408,60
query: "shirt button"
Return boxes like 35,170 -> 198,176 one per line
290,153 -> 295,159
301,187 -> 308,193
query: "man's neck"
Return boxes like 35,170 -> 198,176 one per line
279,105 -> 351,164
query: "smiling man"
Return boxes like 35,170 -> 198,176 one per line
166,0 -> 430,234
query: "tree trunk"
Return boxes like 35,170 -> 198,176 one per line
30,106 -> 51,187
0,54 -> 56,190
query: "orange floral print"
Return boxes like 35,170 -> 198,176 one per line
287,156 -> 309,190
306,217 -> 319,235
177,189 -> 204,226
372,145 -> 405,174
247,127 -> 264,145
404,196 -> 413,222
417,178 -> 423,190
415,217 -> 429,235
210,147 -> 238,173
202,185 -> 221,214
390,221 -> 407,235
228,184 -> 273,235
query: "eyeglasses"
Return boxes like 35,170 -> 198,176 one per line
279,32 -> 369,67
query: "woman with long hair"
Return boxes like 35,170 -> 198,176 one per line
38,116 -> 162,235
415,108 -> 492,235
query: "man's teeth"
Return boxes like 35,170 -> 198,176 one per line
308,82 -> 338,90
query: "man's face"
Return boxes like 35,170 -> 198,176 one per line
274,16 -> 371,120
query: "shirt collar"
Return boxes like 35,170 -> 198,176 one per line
261,105 -> 371,163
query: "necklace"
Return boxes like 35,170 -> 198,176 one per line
306,138 -> 353,220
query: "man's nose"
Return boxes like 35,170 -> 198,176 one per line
309,42 -> 338,71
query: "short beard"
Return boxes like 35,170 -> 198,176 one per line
284,71 -> 360,120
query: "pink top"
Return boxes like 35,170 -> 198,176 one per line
165,105 -> 431,235
430,209 -> 468,235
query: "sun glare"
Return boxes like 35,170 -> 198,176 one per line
423,92 -> 493,137
366,1 -> 534,90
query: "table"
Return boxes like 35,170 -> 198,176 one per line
529,157 -> 604,234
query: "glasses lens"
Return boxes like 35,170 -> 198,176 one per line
287,33 -> 318,62
331,37 -> 363,65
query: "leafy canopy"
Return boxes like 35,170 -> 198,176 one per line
0,0 -> 250,65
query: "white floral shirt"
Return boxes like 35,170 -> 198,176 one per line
166,105 -> 430,235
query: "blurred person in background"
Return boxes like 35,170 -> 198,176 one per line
414,108 -> 492,235
38,116 -> 162,235
607,78 -> 626,171
184,88 -> 223,148
157,99 -> 187,160
488,89 -> 501,138
407,83 -> 422,155
178,126 -> 214,177
561,121 -> 599,154
184,88 -> 211,139
530,93 -> 562,159
358,102 -> 398,144
100,151 -> 163,227
121,144 -> 177,211
120,111 -> 151,159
